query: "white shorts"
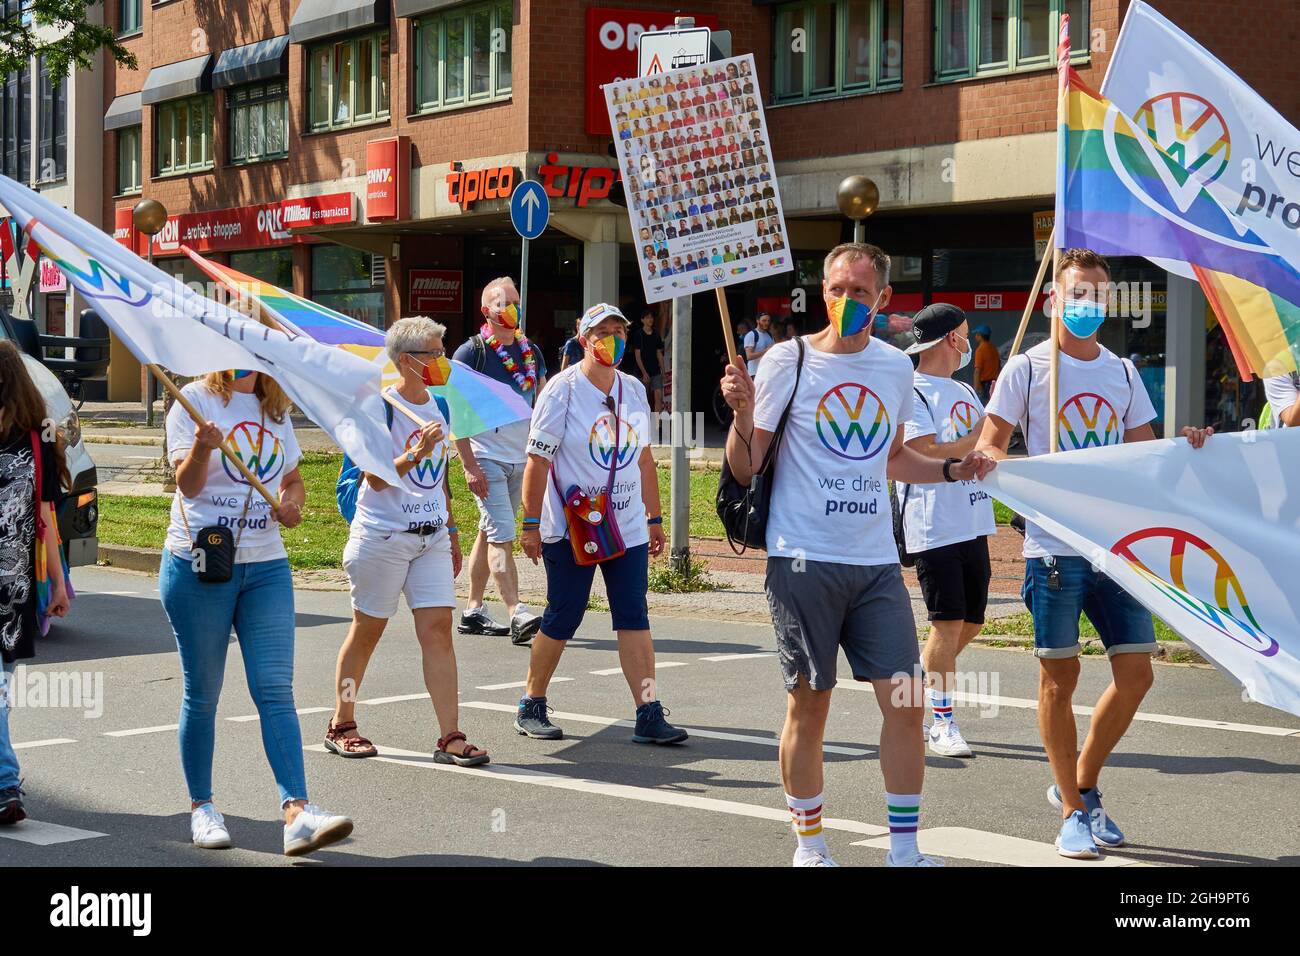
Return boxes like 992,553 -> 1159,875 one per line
342,528 -> 456,618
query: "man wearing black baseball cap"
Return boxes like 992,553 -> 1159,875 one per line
897,303 -> 996,758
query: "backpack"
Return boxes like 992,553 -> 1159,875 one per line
335,392 -> 451,523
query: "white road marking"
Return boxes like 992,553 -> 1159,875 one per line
834,683 -> 1300,738
851,827 -> 1148,868
0,820 -> 110,846
227,706 -> 332,723
80,590 -> 146,597
304,742 -> 886,837
589,662 -> 688,676
475,678 -> 573,691
103,724 -> 178,737
12,738 -> 76,750
358,692 -> 432,705
460,700 -> 871,756
701,653 -> 776,662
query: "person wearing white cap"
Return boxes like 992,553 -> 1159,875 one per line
897,303 -> 996,759
512,303 -> 687,745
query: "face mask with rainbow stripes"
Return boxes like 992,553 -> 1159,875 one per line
226,369 -> 255,380
827,291 -> 884,338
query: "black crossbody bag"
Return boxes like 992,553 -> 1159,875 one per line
716,337 -> 805,553
177,413 -> 263,583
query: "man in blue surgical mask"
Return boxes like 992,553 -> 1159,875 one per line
975,249 -> 1213,861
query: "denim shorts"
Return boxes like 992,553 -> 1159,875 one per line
474,458 -> 524,543
539,541 -> 650,641
1022,555 -> 1157,659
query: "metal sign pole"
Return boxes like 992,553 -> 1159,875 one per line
519,236 -> 529,335
669,293 -> 691,572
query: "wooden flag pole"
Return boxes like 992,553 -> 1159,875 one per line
716,287 -> 746,409
1009,225 -> 1055,360
1049,13 -> 1069,454
1048,249 -> 1062,453
148,364 -> 280,508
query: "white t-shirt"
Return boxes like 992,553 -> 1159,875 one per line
352,388 -> 450,535
744,328 -> 774,375
986,341 -> 1156,558
755,335 -> 914,566
897,372 -> 997,553
527,364 -> 652,548
1264,373 -> 1299,428
165,383 -> 302,564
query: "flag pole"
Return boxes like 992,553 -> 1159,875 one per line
717,287 -> 745,409
1049,13 -> 1070,454
1009,225 -> 1055,360
148,364 -> 280,508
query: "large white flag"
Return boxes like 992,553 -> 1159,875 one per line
0,175 -> 401,488
984,429 -> 1300,718
1102,0 -> 1299,269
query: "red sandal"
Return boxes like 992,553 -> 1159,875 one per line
324,720 -> 378,758
434,731 -> 490,767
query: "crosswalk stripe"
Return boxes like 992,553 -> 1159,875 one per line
0,820 -> 109,846
103,724 -> 178,737
851,827 -> 1148,868
358,692 -> 432,705
227,707 -> 332,723
700,653 -> 776,662
474,678 -> 573,691
589,661 -> 689,676
12,738 -> 76,750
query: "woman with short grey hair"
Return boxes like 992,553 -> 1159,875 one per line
326,317 -> 489,766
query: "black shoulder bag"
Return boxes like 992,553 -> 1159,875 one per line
715,337 -> 805,553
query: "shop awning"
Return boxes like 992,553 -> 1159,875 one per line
140,54 -> 214,105
103,91 -> 142,131
289,0 -> 389,44
394,0 -> 464,16
212,35 -> 290,89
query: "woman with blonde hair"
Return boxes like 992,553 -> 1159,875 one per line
161,348 -> 352,855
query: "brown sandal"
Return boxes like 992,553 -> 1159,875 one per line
324,720 -> 378,758
433,730 -> 490,767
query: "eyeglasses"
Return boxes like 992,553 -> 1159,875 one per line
406,349 -> 446,359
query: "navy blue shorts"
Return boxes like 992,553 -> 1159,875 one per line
540,541 -> 651,641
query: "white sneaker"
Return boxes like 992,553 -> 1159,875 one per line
283,803 -> 354,857
886,849 -> 945,867
190,803 -> 231,849
793,846 -> 839,867
927,720 -> 973,758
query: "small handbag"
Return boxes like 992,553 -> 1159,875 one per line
551,378 -> 627,566
715,337 -> 804,553
177,413 -> 262,583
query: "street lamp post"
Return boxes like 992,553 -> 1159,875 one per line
835,175 -> 879,244
132,198 -> 172,487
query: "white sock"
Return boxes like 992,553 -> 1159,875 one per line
887,792 -> 921,859
929,688 -> 954,724
786,793 -> 827,853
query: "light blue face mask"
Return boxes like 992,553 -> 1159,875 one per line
955,335 -> 972,371
1061,298 -> 1107,339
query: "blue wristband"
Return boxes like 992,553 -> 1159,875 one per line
646,515 -> 663,526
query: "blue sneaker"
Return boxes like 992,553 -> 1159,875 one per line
632,701 -> 688,745
1055,809 -> 1100,859
1048,784 -> 1125,847
513,696 -> 563,740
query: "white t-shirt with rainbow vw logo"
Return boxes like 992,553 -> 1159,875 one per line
755,335 -> 914,566
352,387 -> 451,535
165,382 -> 302,564
986,340 -> 1156,559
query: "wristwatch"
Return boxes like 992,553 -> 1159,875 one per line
405,450 -> 417,463
942,457 -> 961,482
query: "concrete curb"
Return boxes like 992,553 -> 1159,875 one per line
96,544 -> 163,573
84,434 -> 164,447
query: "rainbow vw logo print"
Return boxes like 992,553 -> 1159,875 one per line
589,414 -> 640,471
1111,527 -> 1278,657
404,431 -> 448,489
1057,392 -> 1121,449
947,400 -> 979,441
815,383 -> 891,461
221,420 -> 284,484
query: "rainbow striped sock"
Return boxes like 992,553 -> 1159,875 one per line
786,793 -> 827,852
886,792 -> 921,859
929,688 -> 954,724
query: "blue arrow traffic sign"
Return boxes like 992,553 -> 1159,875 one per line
510,180 -> 549,240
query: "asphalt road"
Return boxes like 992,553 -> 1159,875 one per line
3,565 -> 1298,867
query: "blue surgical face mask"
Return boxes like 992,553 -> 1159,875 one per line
1061,298 -> 1106,339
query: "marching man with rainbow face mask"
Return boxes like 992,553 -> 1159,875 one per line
512,303 -> 687,746
976,248 -> 1213,859
721,243 -> 996,867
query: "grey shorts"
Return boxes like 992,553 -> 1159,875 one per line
475,458 -> 524,543
766,558 -> 919,691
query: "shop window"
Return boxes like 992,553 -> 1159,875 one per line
119,0 -> 142,36
117,125 -> 142,194
230,249 -> 293,288
412,0 -> 512,114
0,64 -> 31,183
229,79 -> 289,165
935,0 -> 1088,82
35,58 -> 65,182
307,31 -> 390,132
312,245 -> 384,328
772,0 -> 903,104
155,95 -> 214,175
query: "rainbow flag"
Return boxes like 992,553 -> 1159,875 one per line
182,247 -> 532,439
1056,62 -> 1300,379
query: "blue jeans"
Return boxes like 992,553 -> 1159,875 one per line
0,662 -> 18,791
1023,555 -> 1157,659
159,552 -> 307,807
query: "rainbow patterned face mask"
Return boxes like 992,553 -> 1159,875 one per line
226,369 -> 255,380
827,291 -> 884,337
413,354 -> 452,387
591,334 -> 626,367
493,302 -> 521,331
